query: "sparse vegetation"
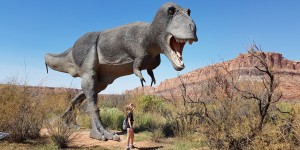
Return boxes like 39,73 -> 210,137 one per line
45,115 -> 78,149
0,78 -> 46,142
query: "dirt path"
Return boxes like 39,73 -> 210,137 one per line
42,129 -> 170,150
70,130 -> 166,149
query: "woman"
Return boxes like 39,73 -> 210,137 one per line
126,103 -> 135,150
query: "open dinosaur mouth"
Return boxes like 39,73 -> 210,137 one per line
168,35 -> 195,70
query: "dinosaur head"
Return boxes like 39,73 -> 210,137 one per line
151,2 -> 198,71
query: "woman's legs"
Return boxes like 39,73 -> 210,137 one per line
127,128 -> 134,149
126,128 -> 131,149
130,128 -> 134,145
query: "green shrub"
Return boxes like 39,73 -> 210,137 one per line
99,107 -> 124,130
137,112 -> 165,130
137,95 -> 165,113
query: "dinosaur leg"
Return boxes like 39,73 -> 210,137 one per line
81,73 -> 119,141
61,91 -> 86,126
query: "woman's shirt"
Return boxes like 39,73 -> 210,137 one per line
127,112 -> 134,126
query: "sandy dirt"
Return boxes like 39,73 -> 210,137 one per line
41,129 -> 169,150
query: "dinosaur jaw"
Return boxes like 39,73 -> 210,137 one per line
165,34 -> 195,71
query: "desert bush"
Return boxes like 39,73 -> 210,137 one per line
99,107 -> 124,130
137,95 -> 165,113
198,44 -> 299,149
160,76 -> 205,137
151,127 -> 165,142
159,44 -> 300,149
41,87 -> 80,149
0,78 -> 46,142
134,112 -> 166,131
200,97 -> 259,149
162,101 -> 203,137
45,115 -> 78,149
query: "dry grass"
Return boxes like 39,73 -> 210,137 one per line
0,79 -> 46,142
45,115 -> 78,149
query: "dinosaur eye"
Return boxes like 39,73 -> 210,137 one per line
168,7 -> 175,15
187,9 -> 191,16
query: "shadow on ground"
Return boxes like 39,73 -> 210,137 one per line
136,146 -> 164,150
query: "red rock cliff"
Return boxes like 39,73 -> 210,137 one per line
125,52 -> 300,101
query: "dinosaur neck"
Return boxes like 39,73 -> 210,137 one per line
146,15 -> 167,57
145,24 -> 161,57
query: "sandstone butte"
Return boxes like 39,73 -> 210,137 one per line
125,52 -> 300,101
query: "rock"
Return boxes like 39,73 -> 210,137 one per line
125,52 -> 300,101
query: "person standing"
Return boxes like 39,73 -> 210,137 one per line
126,103 -> 135,150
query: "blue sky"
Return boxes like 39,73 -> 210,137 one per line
0,0 -> 299,94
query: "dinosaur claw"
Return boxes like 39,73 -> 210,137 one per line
140,78 -> 146,87
151,80 -> 156,86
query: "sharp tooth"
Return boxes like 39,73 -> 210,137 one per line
176,51 -> 182,58
189,40 -> 193,45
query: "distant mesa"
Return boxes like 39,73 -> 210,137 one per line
125,52 -> 300,101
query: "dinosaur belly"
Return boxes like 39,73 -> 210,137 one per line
97,63 -> 134,84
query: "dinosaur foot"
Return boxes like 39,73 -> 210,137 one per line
90,129 -> 107,141
90,128 -> 120,141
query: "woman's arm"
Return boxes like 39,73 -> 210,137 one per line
128,117 -> 132,128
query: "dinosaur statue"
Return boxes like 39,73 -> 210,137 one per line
44,2 -> 197,141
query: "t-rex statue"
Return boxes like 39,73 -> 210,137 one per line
44,2 -> 197,141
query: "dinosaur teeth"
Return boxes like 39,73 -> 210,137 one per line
175,38 -> 187,44
189,40 -> 193,45
176,51 -> 182,58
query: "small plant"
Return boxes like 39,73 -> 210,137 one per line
45,115 -> 78,149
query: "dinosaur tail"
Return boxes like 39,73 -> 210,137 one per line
44,48 -> 79,77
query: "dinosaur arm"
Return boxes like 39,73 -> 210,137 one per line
147,69 -> 156,86
147,55 -> 160,86
133,57 -> 146,86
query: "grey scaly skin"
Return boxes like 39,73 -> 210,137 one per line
44,2 -> 197,141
